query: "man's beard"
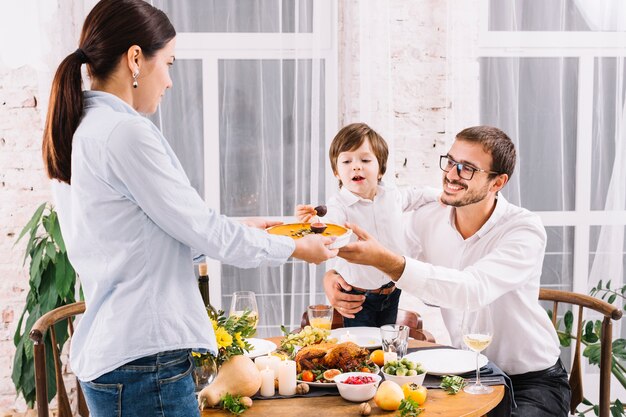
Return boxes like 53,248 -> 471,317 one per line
440,178 -> 491,207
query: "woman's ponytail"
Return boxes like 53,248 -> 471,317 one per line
42,51 -> 85,184
42,0 -> 175,184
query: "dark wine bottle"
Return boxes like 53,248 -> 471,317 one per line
198,262 -> 218,321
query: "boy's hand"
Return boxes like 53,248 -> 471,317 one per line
295,204 -> 317,223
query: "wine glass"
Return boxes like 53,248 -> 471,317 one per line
229,291 -> 259,331
461,308 -> 493,395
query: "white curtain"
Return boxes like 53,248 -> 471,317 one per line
484,0 -> 625,295
482,0 -> 626,403
150,0 -> 327,337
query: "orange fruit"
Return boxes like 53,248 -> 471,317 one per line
370,349 -> 385,366
402,383 -> 428,405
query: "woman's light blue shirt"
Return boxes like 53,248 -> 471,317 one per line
52,91 -> 294,381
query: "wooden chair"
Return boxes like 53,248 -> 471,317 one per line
300,307 -> 436,342
539,288 -> 622,417
29,301 -> 89,417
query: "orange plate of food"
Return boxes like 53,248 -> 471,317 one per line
266,223 -> 352,249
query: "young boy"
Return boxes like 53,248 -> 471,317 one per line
297,123 -> 438,327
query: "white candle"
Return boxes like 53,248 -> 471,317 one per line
255,355 -> 271,372
384,351 -> 398,364
267,355 -> 281,377
278,359 -> 297,396
340,330 -> 356,343
260,366 -> 275,397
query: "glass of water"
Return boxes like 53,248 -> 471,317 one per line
380,324 -> 409,358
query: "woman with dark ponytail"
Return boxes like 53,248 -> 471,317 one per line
43,1 -> 337,415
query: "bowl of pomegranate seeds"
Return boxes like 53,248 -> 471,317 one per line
333,372 -> 382,402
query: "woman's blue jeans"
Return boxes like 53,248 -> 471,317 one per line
79,349 -> 199,417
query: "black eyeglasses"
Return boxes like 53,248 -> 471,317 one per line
439,155 -> 499,180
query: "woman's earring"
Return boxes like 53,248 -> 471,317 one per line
132,71 -> 139,89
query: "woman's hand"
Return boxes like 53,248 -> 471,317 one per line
323,270 -> 365,318
292,234 -> 338,264
295,204 -> 317,223
241,217 -> 283,230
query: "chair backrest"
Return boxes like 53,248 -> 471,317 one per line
539,288 -> 622,417
300,307 -> 436,342
29,301 -> 88,417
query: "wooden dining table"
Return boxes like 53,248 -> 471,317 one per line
201,337 -> 505,417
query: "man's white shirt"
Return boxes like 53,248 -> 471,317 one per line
397,196 -> 560,375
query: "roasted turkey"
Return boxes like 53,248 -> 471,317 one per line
295,342 -> 370,372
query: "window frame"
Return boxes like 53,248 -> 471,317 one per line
169,2 -> 338,321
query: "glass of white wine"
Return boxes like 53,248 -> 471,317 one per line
229,291 -> 259,331
461,307 -> 493,395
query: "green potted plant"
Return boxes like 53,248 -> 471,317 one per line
12,203 -> 80,408
549,281 -> 626,416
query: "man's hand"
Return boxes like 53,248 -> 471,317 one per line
339,223 -> 406,280
241,217 -> 283,229
292,234 -> 338,264
323,270 -> 365,318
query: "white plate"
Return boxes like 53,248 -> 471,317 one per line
244,338 -> 277,359
403,348 -> 488,376
329,327 -> 382,349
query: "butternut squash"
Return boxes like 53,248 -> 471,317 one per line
198,355 -> 262,409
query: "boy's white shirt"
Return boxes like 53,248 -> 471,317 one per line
325,181 -> 439,289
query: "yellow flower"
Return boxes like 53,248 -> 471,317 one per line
215,327 -> 233,349
211,318 -> 218,331
234,332 -> 245,348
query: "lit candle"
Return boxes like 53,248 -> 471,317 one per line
278,359 -> 297,396
260,366 -> 275,397
384,351 -> 398,364
340,330 -> 356,343
255,355 -> 271,372
267,355 -> 281,377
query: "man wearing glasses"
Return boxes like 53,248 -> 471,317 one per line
325,126 -> 570,416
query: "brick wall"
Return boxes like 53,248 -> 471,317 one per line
0,0 -> 479,412
0,65 -> 52,412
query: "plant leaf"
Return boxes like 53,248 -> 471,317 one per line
45,241 -> 57,265
564,310 -> 574,333
606,280 -> 612,289
55,255 -> 75,299
558,331 -> 572,347
612,339 -> 626,361
608,294 -> 617,305
584,344 -> 601,366
594,320 -> 603,338
15,203 -> 46,245
29,241 -> 46,289
584,321 -> 599,344
50,214 -> 66,253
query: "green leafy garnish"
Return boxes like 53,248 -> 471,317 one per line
221,393 -> 249,415
440,375 -> 466,394
397,398 -> 423,416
